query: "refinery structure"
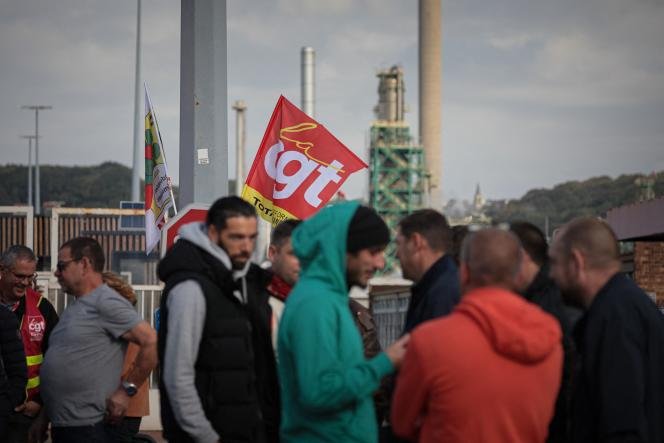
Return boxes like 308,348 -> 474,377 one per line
369,66 -> 428,272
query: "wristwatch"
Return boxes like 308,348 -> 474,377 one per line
121,380 -> 138,397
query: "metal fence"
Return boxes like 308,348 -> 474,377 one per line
37,275 -> 163,387
372,291 -> 410,347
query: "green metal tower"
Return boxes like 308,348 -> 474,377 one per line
369,67 -> 428,273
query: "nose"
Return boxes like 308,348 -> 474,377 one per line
374,252 -> 386,270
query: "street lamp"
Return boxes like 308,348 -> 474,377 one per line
19,135 -> 39,207
21,105 -> 52,215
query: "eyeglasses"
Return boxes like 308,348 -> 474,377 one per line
9,271 -> 36,283
56,259 -> 79,272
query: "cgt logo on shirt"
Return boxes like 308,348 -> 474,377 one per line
28,316 -> 45,341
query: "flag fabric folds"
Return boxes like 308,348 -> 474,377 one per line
145,85 -> 175,253
242,95 -> 367,225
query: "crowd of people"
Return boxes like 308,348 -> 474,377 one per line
1,195 -> 663,443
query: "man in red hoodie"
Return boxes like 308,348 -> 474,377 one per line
392,228 -> 563,443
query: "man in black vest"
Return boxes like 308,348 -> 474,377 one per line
158,197 -> 278,443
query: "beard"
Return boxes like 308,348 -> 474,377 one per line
559,283 -> 585,309
230,254 -> 251,270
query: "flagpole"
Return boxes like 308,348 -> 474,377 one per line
145,82 -> 178,215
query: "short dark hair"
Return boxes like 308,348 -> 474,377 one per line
60,237 -> 105,273
206,196 -> 257,231
509,221 -> 548,266
398,209 -> 451,252
0,245 -> 37,269
271,219 -> 302,248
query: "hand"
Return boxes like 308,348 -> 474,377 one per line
385,334 -> 410,369
15,400 -> 42,417
105,387 -> 130,425
27,410 -> 49,443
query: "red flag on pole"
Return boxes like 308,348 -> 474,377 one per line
242,96 -> 367,225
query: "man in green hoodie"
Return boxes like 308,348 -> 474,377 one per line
277,201 -> 410,443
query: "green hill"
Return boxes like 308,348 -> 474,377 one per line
1,162 -> 139,208
485,172 -> 664,232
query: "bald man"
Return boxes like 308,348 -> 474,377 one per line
392,229 -> 562,443
550,217 -> 664,443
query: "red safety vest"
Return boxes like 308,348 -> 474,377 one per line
16,288 -> 46,401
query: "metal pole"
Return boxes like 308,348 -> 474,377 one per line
28,137 -> 32,207
131,0 -> 142,201
22,105 -> 52,215
232,100 -> 246,196
179,0 -> 229,205
20,135 -> 37,207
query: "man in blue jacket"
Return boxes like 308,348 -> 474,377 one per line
395,209 -> 460,333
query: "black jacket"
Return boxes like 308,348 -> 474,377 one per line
403,254 -> 460,333
523,266 -> 575,443
158,239 -> 278,443
0,306 -> 27,417
572,273 -> 664,443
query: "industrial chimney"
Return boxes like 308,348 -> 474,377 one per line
419,0 -> 442,208
301,47 -> 315,118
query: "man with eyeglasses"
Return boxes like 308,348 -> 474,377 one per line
32,237 -> 157,443
0,245 -> 58,443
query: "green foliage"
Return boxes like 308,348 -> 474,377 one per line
486,171 -> 664,233
0,162 -> 178,208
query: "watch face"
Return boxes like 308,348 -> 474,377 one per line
123,382 -> 138,396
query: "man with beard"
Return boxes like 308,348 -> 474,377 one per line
277,201 -> 409,443
158,196 -> 279,443
549,217 -> 664,442
0,246 -> 58,443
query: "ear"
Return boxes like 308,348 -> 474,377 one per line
207,224 -> 220,241
569,248 -> 585,278
411,232 -> 425,250
267,244 -> 277,261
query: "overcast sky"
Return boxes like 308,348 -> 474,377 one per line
1,0 -> 663,203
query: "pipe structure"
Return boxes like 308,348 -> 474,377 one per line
301,47 -> 315,118
232,100 -> 247,196
131,0 -> 142,202
419,0 -> 442,208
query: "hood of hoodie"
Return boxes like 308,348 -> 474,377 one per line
457,287 -> 561,364
158,222 -> 252,302
291,200 -> 360,297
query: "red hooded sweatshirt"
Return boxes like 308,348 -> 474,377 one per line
392,286 -> 563,443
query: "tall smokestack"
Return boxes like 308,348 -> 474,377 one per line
232,100 -> 247,196
301,47 -> 315,118
419,0 -> 442,208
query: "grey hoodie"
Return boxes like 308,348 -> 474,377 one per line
162,222 -> 252,443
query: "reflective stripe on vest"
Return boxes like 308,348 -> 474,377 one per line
26,376 -> 40,390
26,354 -> 43,366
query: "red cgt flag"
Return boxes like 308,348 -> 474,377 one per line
242,96 -> 367,225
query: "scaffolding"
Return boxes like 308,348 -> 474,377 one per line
369,67 -> 428,273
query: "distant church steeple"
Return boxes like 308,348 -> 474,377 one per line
473,183 -> 485,212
